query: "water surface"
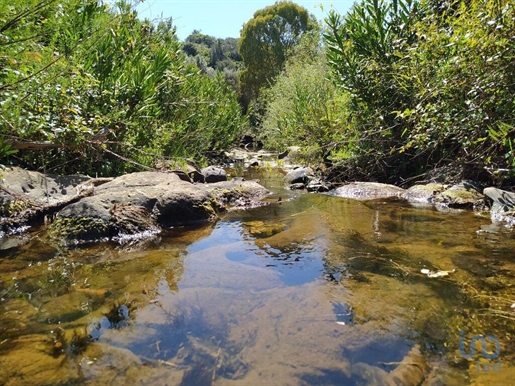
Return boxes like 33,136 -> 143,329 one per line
1,169 -> 515,385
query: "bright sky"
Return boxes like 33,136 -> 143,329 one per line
134,0 -> 356,41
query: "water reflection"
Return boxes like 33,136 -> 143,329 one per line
1,170 -> 515,385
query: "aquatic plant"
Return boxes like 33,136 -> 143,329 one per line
48,326 -> 92,358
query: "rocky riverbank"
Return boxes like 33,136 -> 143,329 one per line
280,166 -> 515,227
2,154 -> 514,245
0,166 -> 270,244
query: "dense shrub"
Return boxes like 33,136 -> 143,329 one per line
0,0 -> 246,175
324,0 -> 515,182
258,46 -> 349,162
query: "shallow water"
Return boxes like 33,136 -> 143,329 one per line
1,169 -> 515,385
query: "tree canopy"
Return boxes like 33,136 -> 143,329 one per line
238,1 -> 317,109
181,31 -> 242,89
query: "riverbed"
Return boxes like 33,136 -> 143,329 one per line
1,168 -> 514,385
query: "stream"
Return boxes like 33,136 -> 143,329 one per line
1,167 -> 515,385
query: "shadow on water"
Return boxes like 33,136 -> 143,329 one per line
123,300 -> 249,385
298,335 -> 414,385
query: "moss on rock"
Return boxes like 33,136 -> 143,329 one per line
49,216 -> 110,242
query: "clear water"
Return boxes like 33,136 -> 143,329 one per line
1,168 -> 514,385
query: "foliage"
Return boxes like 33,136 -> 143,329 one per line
323,0 -> 515,182
181,32 -> 242,91
0,0 -> 247,175
402,0 -> 515,177
258,31 -> 350,162
238,1 -> 317,110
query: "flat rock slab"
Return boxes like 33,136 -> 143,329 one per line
51,172 -> 269,243
332,182 -> 405,200
0,167 -> 91,210
402,183 -> 445,204
434,181 -> 484,208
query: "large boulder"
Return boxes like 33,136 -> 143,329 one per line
50,171 -> 269,243
332,182 -> 405,200
1,168 -> 270,243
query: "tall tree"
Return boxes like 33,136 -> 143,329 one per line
238,1 -> 316,110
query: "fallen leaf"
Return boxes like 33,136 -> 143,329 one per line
421,268 -> 456,278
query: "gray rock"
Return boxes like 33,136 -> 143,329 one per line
435,180 -> 484,208
248,158 -> 259,167
0,168 -> 271,243
170,170 -> 192,183
187,169 -> 205,183
277,146 -> 300,159
332,182 -> 405,200
278,150 -> 289,159
483,187 -> 515,226
283,166 -> 313,184
402,183 -> 445,204
288,183 -> 306,190
306,178 -> 330,193
287,146 -> 301,156
201,166 -> 227,183
205,179 -> 271,207
484,187 -> 515,213
50,171 -> 269,242
0,166 -> 90,210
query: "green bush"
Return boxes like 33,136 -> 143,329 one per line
259,51 -> 348,161
323,0 -> 515,182
0,0 -> 246,175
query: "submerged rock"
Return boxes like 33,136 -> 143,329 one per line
278,146 -> 301,160
38,291 -> 104,324
332,182 -> 405,200
386,344 -> 429,385
242,220 -> 285,238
